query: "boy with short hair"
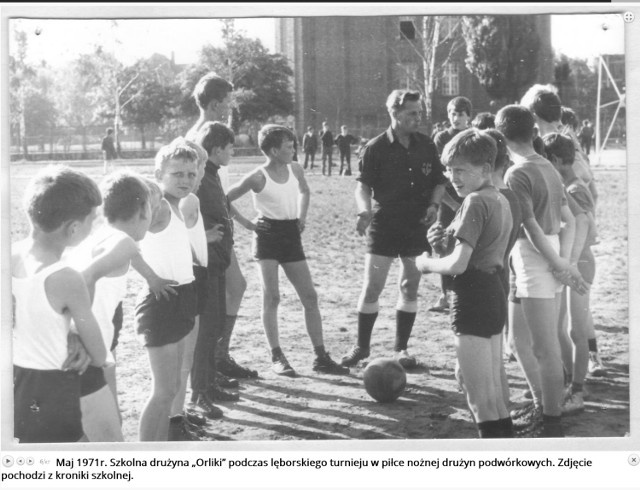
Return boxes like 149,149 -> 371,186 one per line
228,124 -> 349,376
543,132 -> 599,412
135,140 -> 199,441
495,104 -> 585,438
320,121 -> 335,176
302,126 -> 318,170
101,128 -> 118,174
335,125 -> 358,176
12,165 -> 107,443
431,96 -> 473,313
416,129 -> 514,438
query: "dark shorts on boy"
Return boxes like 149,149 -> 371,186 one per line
80,365 -> 107,397
253,217 -> 306,263
367,209 -> 430,258
193,265 -> 209,315
450,268 -> 506,338
14,366 -> 83,443
135,282 -> 197,348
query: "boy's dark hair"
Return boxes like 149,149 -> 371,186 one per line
483,129 -> 509,172
520,84 -> 562,123
447,96 -> 472,117
495,105 -> 535,144
542,132 -> 575,166
24,165 -> 102,232
101,171 -> 150,223
258,124 -> 295,155
194,122 -> 235,156
386,89 -> 421,114
472,112 -> 495,130
533,136 -> 547,158
441,128 -> 497,169
106,128 -> 114,135
193,72 -> 234,110
561,106 -> 579,131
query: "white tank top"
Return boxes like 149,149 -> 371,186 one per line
13,262 -> 73,370
252,165 -> 299,220
187,208 -> 208,268
140,201 -> 195,285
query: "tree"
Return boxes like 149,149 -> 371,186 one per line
461,15 -> 540,104
180,20 -> 294,129
120,58 -> 181,149
554,53 -> 597,122
9,28 -> 36,157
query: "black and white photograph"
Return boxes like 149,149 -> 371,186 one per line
2,3 -> 631,452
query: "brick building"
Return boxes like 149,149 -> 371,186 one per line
276,15 -> 553,139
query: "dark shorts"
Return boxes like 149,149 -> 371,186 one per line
135,282 -> 197,348
450,268 -> 506,339
253,217 -> 306,263
193,265 -> 209,315
367,210 -> 430,258
14,366 -> 83,443
578,247 -> 595,285
110,301 -> 123,352
79,365 -> 107,397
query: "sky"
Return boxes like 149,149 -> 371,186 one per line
11,13 -> 625,68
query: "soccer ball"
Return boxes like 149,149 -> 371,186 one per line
363,358 -> 407,403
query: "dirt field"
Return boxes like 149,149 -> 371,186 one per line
7,152 -> 629,442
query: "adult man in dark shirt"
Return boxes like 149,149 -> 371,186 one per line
335,125 -> 358,176
302,126 -> 318,170
578,120 -> 594,155
341,89 -> 447,370
101,128 -> 118,174
320,121 -> 335,176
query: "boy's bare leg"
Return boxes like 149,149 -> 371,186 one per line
139,341 -> 183,441
257,260 -> 282,350
521,297 -> 564,417
81,385 -> 124,442
282,260 -> 323,347
170,321 -> 199,417
508,301 -> 543,405
103,362 -> 121,423
491,333 -> 509,419
557,289 -> 574,380
569,289 -> 591,387
455,335 -> 499,422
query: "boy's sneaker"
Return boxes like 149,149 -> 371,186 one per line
218,357 -> 259,379
588,352 -> 606,377
184,409 -> 207,427
562,391 -> 585,415
216,372 -> 240,389
313,352 -> 350,375
192,393 -> 223,419
394,349 -> 418,369
208,382 -> 240,402
169,417 -> 199,441
272,353 -> 297,377
340,345 -> 370,367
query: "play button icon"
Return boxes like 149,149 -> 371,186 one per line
2,455 -> 14,467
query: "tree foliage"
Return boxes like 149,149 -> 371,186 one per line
554,53 -> 597,122
461,15 -> 540,103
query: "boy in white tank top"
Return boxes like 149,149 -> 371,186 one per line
228,125 -> 349,377
12,165 -> 107,443
135,140 -> 199,441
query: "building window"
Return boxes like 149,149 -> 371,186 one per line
394,62 -> 420,90
441,61 -> 460,96
400,19 -> 416,40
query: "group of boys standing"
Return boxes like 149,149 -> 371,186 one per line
302,122 -> 359,176
12,70 -> 605,444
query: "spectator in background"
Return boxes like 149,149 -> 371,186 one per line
102,128 -> 118,174
302,126 -> 318,170
578,120 -> 594,155
320,121 -> 335,176
472,112 -> 496,130
335,125 -> 358,176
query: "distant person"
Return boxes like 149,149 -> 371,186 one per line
335,125 -> 358,176
101,128 -> 118,174
302,126 -> 318,170
431,122 -> 444,139
472,112 -> 495,130
578,120 -> 594,155
320,121 -> 335,176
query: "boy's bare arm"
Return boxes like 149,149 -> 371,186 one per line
559,204 -> 576,261
292,163 -> 310,231
130,252 -> 178,301
570,211 -> 589,265
415,240 -> 473,276
47,269 -> 107,367
227,170 -> 263,202
229,202 -> 256,231
82,237 -> 138,298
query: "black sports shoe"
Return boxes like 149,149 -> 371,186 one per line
169,418 -> 199,441
192,393 -> 223,419
217,357 -> 259,379
340,345 -> 370,367
313,352 -> 350,375
272,353 -> 297,377
208,382 -> 240,402
184,409 -> 207,427
216,372 -> 240,389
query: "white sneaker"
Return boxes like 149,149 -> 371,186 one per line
588,352 -> 606,377
562,391 -> 585,415
394,349 -> 418,369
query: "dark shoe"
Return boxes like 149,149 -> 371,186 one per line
340,345 -> 369,367
394,349 -> 418,370
169,417 -> 199,441
272,352 -> 297,377
184,409 -> 207,427
208,383 -> 240,402
313,352 -> 350,375
216,372 -> 240,389
527,421 -> 565,438
218,357 -> 259,379
193,393 -> 223,419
